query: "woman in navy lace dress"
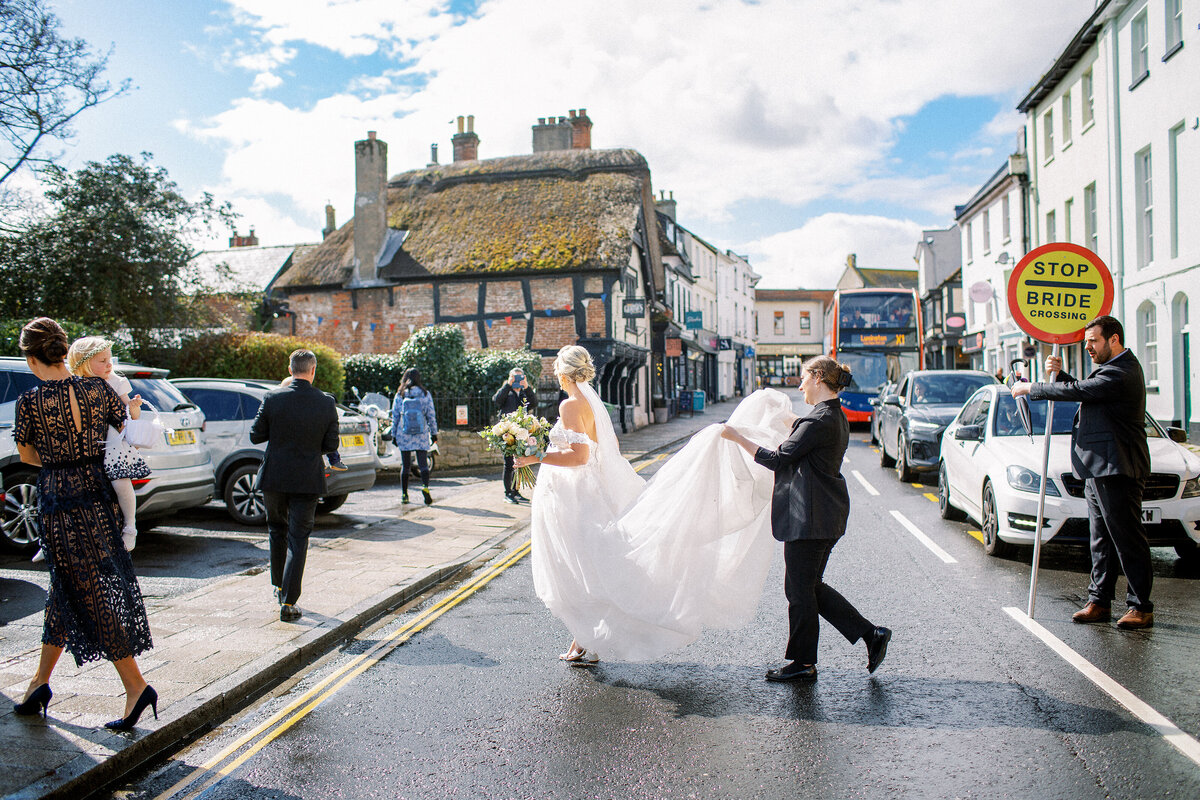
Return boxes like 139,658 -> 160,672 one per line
10,318 -> 157,730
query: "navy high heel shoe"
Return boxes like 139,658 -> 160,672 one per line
14,684 -> 51,717
104,685 -> 157,731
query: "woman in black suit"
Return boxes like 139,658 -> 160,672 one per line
722,356 -> 891,682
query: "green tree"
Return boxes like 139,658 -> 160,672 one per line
0,153 -> 235,337
0,0 -> 128,196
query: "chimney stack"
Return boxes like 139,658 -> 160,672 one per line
353,131 -> 388,283
570,108 -> 592,149
655,189 -> 676,221
429,142 -> 439,165
452,115 -> 479,162
229,228 -> 260,247
532,113 -> 574,153
322,203 -> 336,240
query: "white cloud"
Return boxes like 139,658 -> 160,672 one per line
250,72 -> 284,93
742,214 -> 925,290
183,0 -> 1094,246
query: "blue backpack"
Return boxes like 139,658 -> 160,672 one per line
400,392 -> 424,435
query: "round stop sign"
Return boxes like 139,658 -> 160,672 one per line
1007,243 -> 1114,344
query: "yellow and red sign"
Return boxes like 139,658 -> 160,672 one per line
1007,243 -> 1114,344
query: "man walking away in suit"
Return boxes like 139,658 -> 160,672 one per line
493,368 -> 538,504
250,349 -> 340,622
1012,315 -> 1153,629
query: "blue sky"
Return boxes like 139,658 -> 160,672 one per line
43,0 -> 1097,288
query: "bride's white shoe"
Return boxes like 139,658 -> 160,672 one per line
559,647 -> 586,662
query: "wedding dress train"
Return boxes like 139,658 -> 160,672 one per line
530,383 -> 798,660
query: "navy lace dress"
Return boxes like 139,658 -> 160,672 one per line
13,376 -> 153,666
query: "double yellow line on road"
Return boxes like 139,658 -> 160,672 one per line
154,539 -> 532,800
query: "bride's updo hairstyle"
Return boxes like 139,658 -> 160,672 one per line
554,345 -> 596,385
19,317 -> 69,366
804,355 -> 853,393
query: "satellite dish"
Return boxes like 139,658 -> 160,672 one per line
969,281 -> 993,303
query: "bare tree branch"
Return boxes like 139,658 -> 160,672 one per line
0,0 -> 129,187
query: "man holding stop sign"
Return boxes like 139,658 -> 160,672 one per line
1011,315 -> 1153,630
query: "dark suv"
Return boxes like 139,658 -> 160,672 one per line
877,369 -> 997,482
0,357 -> 214,554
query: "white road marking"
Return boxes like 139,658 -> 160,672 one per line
851,470 -> 880,496
889,510 -> 957,563
1004,607 -> 1200,769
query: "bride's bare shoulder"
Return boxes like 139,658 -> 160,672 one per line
558,395 -> 588,422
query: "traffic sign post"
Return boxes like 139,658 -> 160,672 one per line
1006,243 -> 1114,619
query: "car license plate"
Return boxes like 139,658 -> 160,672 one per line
167,429 -> 196,446
1141,507 -> 1161,524
340,434 -> 366,449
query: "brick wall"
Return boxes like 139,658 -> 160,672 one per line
279,272 -> 613,357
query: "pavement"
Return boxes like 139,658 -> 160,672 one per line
0,395 -> 746,800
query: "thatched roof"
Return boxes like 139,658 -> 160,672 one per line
276,148 -> 651,289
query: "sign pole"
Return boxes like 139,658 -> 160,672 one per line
1026,342 -> 1059,619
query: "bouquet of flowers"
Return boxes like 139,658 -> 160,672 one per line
479,407 -> 552,492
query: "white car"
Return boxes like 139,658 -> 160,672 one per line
938,384 -> 1200,559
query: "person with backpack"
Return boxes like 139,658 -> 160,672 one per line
493,368 -> 539,504
392,368 -> 438,505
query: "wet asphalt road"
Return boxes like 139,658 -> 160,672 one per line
117,428 -> 1200,800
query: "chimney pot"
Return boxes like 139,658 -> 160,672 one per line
456,115 -> 464,134
538,117 -> 545,125
569,109 -> 577,118
323,203 -> 336,240
367,130 -> 376,141
579,107 -> 586,116
467,114 -> 474,132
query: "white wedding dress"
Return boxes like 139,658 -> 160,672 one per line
530,382 -> 798,660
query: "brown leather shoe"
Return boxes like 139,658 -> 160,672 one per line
1071,602 -> 1111,623
1116,608 -> 1154,630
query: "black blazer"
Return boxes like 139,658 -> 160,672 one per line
249,379 -> 340,495
493,382 -> 537,414
1028,349 -> 1149,481
754,398 -> 850,542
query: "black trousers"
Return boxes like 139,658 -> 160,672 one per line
264,491 -> 318,606
401,450 -> 429,494
783,538 -> 874,664
1084,475 -> 1153,612
503,455 -> 516,495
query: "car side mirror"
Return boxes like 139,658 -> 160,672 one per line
1167,427 -> 1188,444
954,425 -> 983,441
883,394 -> 901,407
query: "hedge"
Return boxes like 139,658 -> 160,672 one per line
343,334 -> 543,401
0,318 -> 134,361
173,331 -> 345,397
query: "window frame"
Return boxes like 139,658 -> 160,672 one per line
1131,10 -> 1150,88
1134,146 -> 1154,268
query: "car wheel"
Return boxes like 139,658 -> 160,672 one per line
225,463 -> 267,526
895,433 -> 914,482
316,494 -> 348,514
938,462 -> 966,521
0,469 -> 40,555
981,481 -> 1015,558
879,435 -> 895,468
1175,539 -> 1199,562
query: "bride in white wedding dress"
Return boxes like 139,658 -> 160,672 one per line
516,345 -> 798,665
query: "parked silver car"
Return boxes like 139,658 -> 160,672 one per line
0,357 -> 214,554
172,378 -> 376,525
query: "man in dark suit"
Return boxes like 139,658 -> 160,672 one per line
1012,315 -> 1153,629
250,349 -> 340,622
493,368 -> 538,504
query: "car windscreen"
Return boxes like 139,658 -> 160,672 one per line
910,374 -> 994,406
127,377 -> 196,412
993,396 -> 1078,436
838,352 -> 920,393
